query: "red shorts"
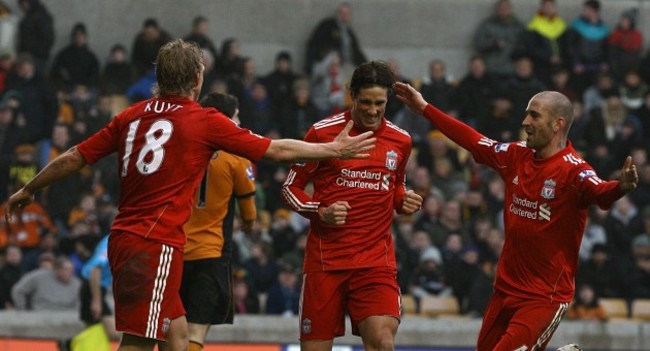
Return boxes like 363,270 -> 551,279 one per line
108,232 -> 185,341
299,266 -> 401,341
477,289 -> 569,351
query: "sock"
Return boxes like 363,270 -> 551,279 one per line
188,340 -> 204,351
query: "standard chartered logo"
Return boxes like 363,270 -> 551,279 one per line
336,168 -> 389,190
509,194 -> 551,221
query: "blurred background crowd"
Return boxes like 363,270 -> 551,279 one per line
1,0 -> 650,321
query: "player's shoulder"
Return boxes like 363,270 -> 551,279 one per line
312,112 -> 347,131
385,120 -> 411,140
485,140 -> 528,154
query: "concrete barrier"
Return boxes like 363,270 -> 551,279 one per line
1,311 -> 649,350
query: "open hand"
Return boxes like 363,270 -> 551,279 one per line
5,188 -> 34,224
333,120 -> 376,159
619,156 -> 638,193
393,82 -> 428,115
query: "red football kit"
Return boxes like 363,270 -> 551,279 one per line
421,104 -> 625,351
282,111 -> 411,339
77,96 -> 270,340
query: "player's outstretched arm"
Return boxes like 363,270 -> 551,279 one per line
5,147 -> 87,221
393,82 -> 428,115
263,120 -> 376,162
619,156 -> 638,193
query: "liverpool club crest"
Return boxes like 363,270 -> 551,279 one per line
541,179 -> 556,199
386,150 -> 398,171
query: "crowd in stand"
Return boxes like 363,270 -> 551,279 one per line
1,0 -> 650,320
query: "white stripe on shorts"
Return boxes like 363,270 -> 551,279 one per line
532,302 -> 569,351
145,244 -> 173,339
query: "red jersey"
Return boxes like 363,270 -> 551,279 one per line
282,111 -> 411,273
77,96 -> 271,250
422,104 -> 624,303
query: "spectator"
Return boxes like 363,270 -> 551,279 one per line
621,234 -> 650,299
0,103 -> 29,194
0,194 -> 56,252
474,0 -> 524,81
608,8 -> 642,83
430,199 -> 471,248
576,243 -> 621,298
279,77 -> 319,139
16,0 -> 54,74
478,95 -> 519,142
520,0 -> 568,85
216,38 -> 244,81
578,208 -> 607,262
385,58 -> 412,119
604,195 -> 643,257
454,56 -> 499,127
20,232 -> 59,272
243,241 -> 280,294
566,284 -> 608,321
548,66 -> 578,103
420,59 -> 456,115
265,263 -> 300,316
305,2 -> 366,74
4,53 -> 57,143
263,51 -> 299,122
130,18 -> 172,78
501,56 -> 546,120
36,124 -> 90,228
11,256 -> 81,311
50,22 -> 100,91
7,143 -> 37,195
0,2 -> 17,59
566,0 -> 610,95
125,67 -> 155,103
232,271 -> 260,315
583,71 -> 616,114
466,260 -> 495,318
309,51 -> 345,118
99,44 -> 135,95
183,16 -> 218,63
269,208 -> 298,259
410,246 -> 451,299
619,70 -> 648,115
0,244 -> 23,309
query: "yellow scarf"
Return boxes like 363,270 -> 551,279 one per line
527,14 -> 567,40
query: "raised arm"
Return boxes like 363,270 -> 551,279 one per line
263,120 -> 375,162
5,147 -> 87,220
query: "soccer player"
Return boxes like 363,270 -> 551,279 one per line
180,92 -> 256,351
393,82 -> 638,351
281,61 -> 423,351
4,39 -> 375,351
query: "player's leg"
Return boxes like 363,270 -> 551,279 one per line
476,290 -> 510,351
357,316 -> 399,351
348,267 -> 401,351
117,333 -> 157,351
159,315 -> 189,351
180,258 -> 234,350
187,323 -> 210,351
300,271 -> 348,351
109,233 -> 187,351
491,297 -> 569,351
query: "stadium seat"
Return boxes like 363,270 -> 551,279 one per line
631,299 -> 650,321
599,298 -> 629,319
401,294 -> 418,315
419,295 -> 460,317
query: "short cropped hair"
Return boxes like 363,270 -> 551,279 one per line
200,92 -> 238,119
348,61 -> 396,98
